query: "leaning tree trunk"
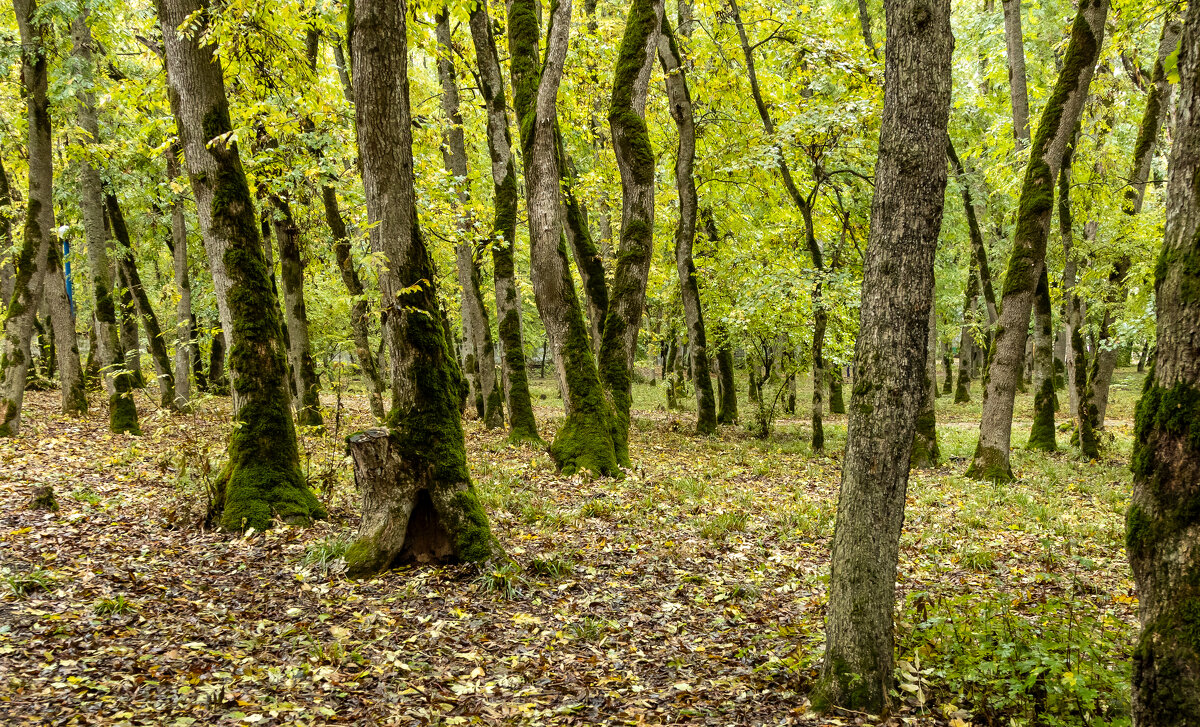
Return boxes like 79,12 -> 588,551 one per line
947,139 -> 998,326
0,0 -> 54,437
271,196 -> 323,429
600,0 -> 664,465
658,15 -> 716,435
345,0 -> 498,576
436,8 -> 504,430
560,141 -> 610,357
467,0 -> 542,444
1127,2 -> 1200,720
44,239 -> 87,415
911,306 -> 941,468
1028,265 -> 1057,450
166,146 -> 192,411
1088,13 -> 1182,427
108,194 -> 177,412
967,0 -> 1108,482
510,0 -> 620,475
811,0 -> 953,711
156,0 -> 324,530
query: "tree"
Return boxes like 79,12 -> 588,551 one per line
269,196 -> 323,429
155,0 -> 324,530
1126,1 -> 1200,720
510,0 -> 621,475
165,145 -> 193,412
343,0 -> 498,576
0,0 -> 56,437
812,0 -> 953,710
967,0 -> 1108,482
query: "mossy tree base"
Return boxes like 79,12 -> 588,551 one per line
1026,377 -> 1057,451
109,392 -> 141,435
344,428 -> 498,578
965,443 -> 1015,482
550,410 -> 622,477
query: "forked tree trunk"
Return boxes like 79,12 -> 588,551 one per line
1027,266 -> 1057,450
436,8 -> 504,430
0,0 -> 55,437
1127,2 -> 1200,720
108,194 -> 177,412
156,0 -> 323,530
658,15 -> 716,435
812,0 -> 952,711
600,0 -> 664,465
467,0 -> 542,444
967,0 -> 1108,482
271,196 -> 323,429
510,0 -> 620,475
344,0 -> 498,576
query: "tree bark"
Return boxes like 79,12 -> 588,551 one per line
436,8 -> 504,430
345,0 -> 497,575
0,0 -> 55,437
208,325 -> 228,394
166,146 -> 192,411
0,159 -> 13,307
1027,265 -> 1057,450
658,15 -> 716,435
44,238 -> 87,415
1001,0 -> 1032,146
703,210 -> 738,424
108,194 -> 177,412
510,0 -> 620,475
116,264 -> 144,388
812,0 -> 952,710
1127,2 -> 1200,720
156,0 -> 324,530
857,0 -> 877,58
954,260 -> 978,403
967,0 -> 1108,482
467,0 -> 542,444
269,196 -> 323,428
947,139 -> 998,325
911,306 -> 940,468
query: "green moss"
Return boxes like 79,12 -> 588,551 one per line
450,489 -> 495,562
911,403 -> 939,468
810,655 -> 881,715
607,0 -> 658,188
1027,377 -> 1057,451
966,443 -> 1014,482
109,391 -> 140,435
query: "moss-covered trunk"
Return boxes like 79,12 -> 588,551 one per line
208,325 -> 228,394
345,0 -> 497,576
559,141 -> 610,357
156,0 -> 324,530
1127,3 -> 1200,719
1027,265 -> 1057,450
658,15 -> 716,435
967,0 -> 1107,482
468,0 -> 542,445
108,194 -> 177,412
116,266 -> 144,388
812,0 -> 953,710
271,197 -> 323,429
510,0 -> 619,475
0,0 -> 55,437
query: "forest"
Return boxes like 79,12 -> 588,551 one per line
0,0 -> 1198,722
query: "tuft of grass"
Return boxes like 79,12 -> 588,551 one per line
301,535 -> 350,574
94,593 -> 136,616
528,556 -> 574,579
3,568 -> 55,598
477,561 -> 523,600
959,547 -> 997,572
565,616 -> 615,642
699,511 -> 749,541
71,487 -> 102,506
578,497 -> 615,520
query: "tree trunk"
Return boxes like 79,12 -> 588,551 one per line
941,343 -> 953,394
1000,0 -> 1032,146
967,0 -> 1108,482
560,148 -> 609,356
108,194 -> 177,412
44,239 -> 87,415
659,15 -> 716,435
208,325 -> 228,394
436,8 -> 503,430
812,0 -> 952,710
271,197 -> 323,428
166,146 -> 192,411
703,211 -> 739,424
509,0 -> 620,475
0,0 -> 55,437
0,159 -> 13,307
856,0 -> 877,58
116,265 -> 144,388
468,0 -> 542,444
1127,2 -> 1200,719
190,314 -> 207,391
912,306 -> 940,468
156,0 -> 324,530
345,0 -> 497,575
947,139 -> 998,325
1027,265 -> 1057,450
830,368 -> 846,414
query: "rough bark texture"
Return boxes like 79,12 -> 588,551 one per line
468,0 -> 542,444
116,266 -> 144,388
108,194 -> 177,412
912,306 -> 941,468
811,0 -> 952,712
1001,0 -> 1031,146
436,8 -> 504,431
600,0 -> 664,465
44,238 -> 87,416
967,0 -> 1107,482
345,0 -> 496,576
857,0 -> 877,58
0,160 -> 12,307
165,147 -> 192,411
1028,265 -> 1057,450
157,0 -> 323,530
1127,2 -> 1200,720
947,139 -> 998,326
510,0 -> 620,475
271,197 -> 323,428
0,0 -> 55,437
658,15 -> 716,435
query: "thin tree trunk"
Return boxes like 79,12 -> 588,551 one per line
44,239 -> 87,415
510,0 -> 620,475
812,0 -> 952,709
912,306 -> 940,468
1027,265 -> 1056,450
468,0 -> 542,444
108,194 -> 177,412
1001,0 -> 1032,146
967,0 -> 1108,481
559,147 -> 609,356
344,0 -> 497,576
116,264 -> 144,388
166,147 -> 192,411
947,139 -> 998,325
436,8 -> 503,430
156,0 -> 323,530
208,325 -> 228,394
702,209 -> 738,424
0,159 -> 14,307
270,196 -> 323,428
857,0 -> 877,58
1127,2 -> 1200,719
0,0 -> 55,436
658,15 -> 716,435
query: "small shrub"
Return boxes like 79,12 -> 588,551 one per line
566,616 -> 615,642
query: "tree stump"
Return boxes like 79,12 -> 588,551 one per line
27,485 -> 58,512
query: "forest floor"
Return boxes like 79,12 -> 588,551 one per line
0,369 -> 1142,726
